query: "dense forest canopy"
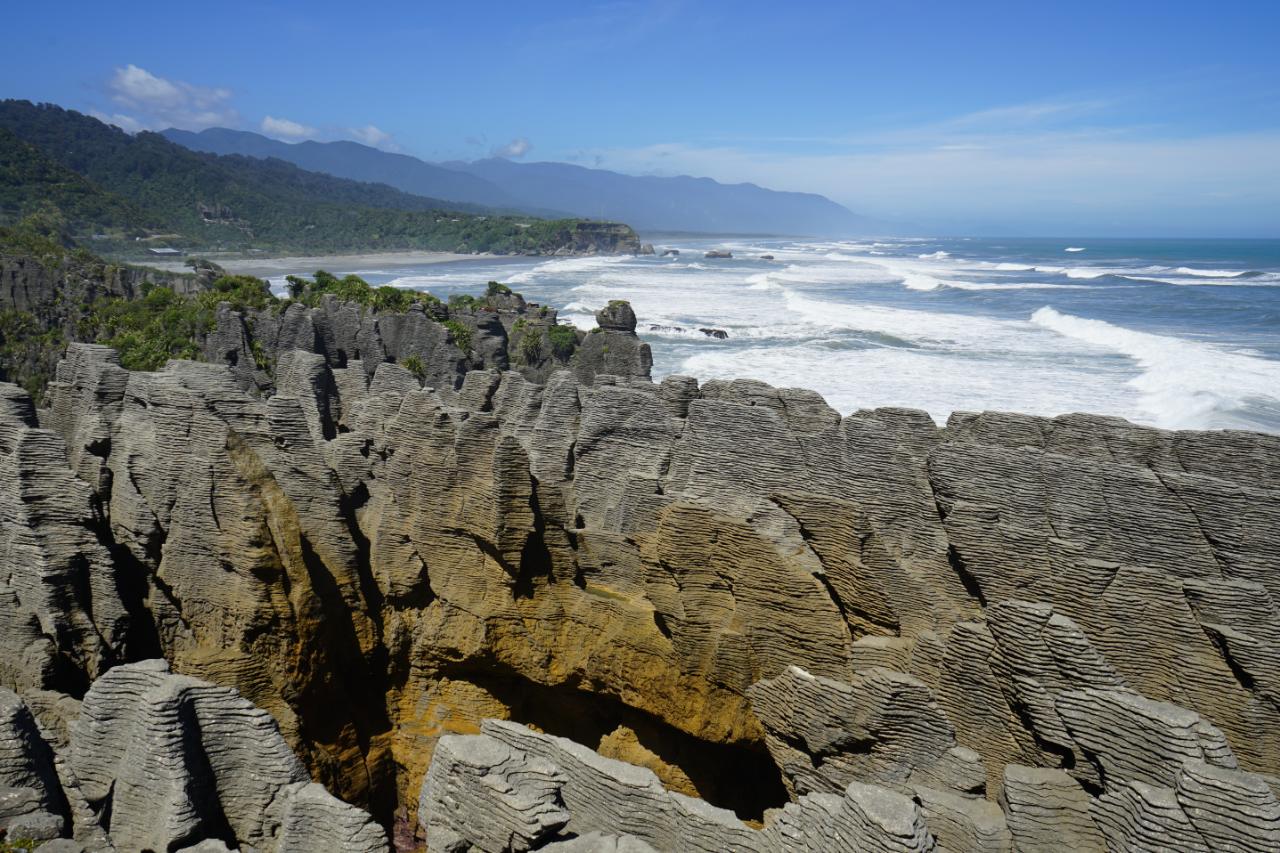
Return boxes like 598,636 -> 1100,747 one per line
0,100 -> 628,257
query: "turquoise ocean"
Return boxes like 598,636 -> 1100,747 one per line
271,236 -> 1280,433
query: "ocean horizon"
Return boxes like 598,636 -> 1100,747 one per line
269,235 -> 1280,434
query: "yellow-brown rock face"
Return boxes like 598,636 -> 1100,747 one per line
6,339 -> 1280,848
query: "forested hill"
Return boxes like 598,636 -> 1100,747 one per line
0,101 -> 637,257
0,126 -> 157,234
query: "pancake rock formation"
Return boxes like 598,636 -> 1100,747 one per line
2,297 -> 1279,851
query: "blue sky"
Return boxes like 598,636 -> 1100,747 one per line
6,0 -> 1280,235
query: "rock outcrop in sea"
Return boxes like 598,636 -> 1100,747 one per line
2,284 -> 1279,849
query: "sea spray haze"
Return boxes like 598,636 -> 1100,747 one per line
287,236 -> 1280,433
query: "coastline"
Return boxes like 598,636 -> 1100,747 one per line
144,250 -> 499,277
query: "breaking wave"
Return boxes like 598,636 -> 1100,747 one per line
1030,307 -> 1280,429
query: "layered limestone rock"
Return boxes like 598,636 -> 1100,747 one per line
2,297 -> 1279,850
571,301 -> 653,383
748,665 -> 984,799
417,719 -> 939,853
0,251 -> 203,397
0,687 -> 67,843
2,661 -> 385,851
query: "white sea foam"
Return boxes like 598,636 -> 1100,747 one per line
942,281 -> 1095,291
504,254 -> 628,284
1030,307 -> 1280,429
385,274 -> 443,290
918,251 -> 950,259
902,273 -> 945,290
677,343 -> 1134,424
1061,266 -> 1164,280
1173,266 -> 1246,278
1065,247 -> 1086,252
781,290 -> 1033,350
1064,268 -> 1107,279
332,236 -> 1280,433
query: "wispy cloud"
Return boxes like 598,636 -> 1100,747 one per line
90,111 -> 148,134
586,95 -> 1280,233
261,115 -> 316,140
943,97 -> 1115,129
492,137 -> 532,158
104,64 -> 238,130
692,97 -> 1126,153
348,124 -> 395,149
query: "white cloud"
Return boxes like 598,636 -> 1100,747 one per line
105,64 -> 237,131
89,110 -> 147,134
492,137 -> 532,158
348,124 -> 393,148
261,115 -> 316,140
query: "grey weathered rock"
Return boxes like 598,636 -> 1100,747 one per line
998,765 -> 1103,852
175,841 -> 235,853
748,665 -> 983,798
418,719 -> 948,852
3,300 -> 1280,850
570,302 -> 652,384
912,785 -> 1010,852
1173,759 -> 1280,851
538,834 -> 657,852
69,660 -> 385,853
34,840 -> 88,853
418,733 -> 569,852
6,809 -> 64,841
0,377 -> 131,695
0,688 -> 67,836
1054,688 -> 1236,789
478,719 -> 760,852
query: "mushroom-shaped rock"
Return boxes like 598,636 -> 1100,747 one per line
596,300 -> 638,332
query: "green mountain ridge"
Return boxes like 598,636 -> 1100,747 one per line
0,100 -> 637,257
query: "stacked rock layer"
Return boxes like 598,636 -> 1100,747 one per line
1,298 -> 1278,850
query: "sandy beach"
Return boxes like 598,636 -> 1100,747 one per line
145,250 -> 497,277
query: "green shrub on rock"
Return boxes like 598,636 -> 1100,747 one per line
519,329 -> 544,364
443,320 -> 473,353
546,324 -> 577,360
402,354 -> 426,379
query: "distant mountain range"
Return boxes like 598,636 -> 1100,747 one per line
0,100 -> 627,257
164,127 -> 872,236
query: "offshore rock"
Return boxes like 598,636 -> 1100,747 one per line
571,302 -> 652,383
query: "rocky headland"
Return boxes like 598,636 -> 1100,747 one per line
2,255 -> 1280,850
